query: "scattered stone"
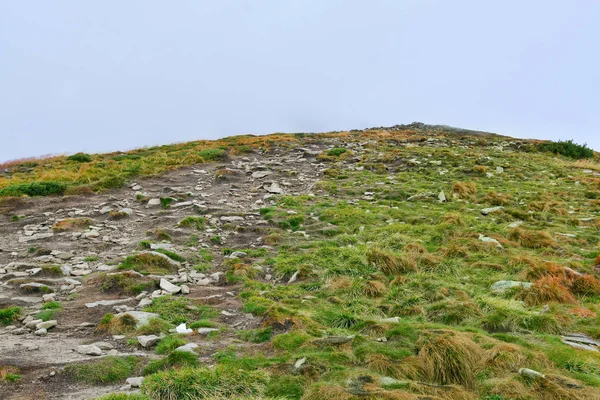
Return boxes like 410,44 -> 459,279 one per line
175,343 -> 199,353
519,368 -> 545,380
175,323 -> 193,335
126,377 -> 144,388
76,345 -> 102,356
197,328 -> 219,335
478,234 -> 503,249
491,280 -> 532,294
160,278 -> 181,294
36,320 -> 57,330
137,335 -> 160,348
481,206 -> 504,215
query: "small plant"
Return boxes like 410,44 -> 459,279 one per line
179,216 -> 206,230
210,235 -> 222,245
0,306 -> 20,326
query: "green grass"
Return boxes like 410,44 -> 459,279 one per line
94,395 -> 151,400
4,127 -> 600,400
143,297 -> 218,325
327,147 -> 347,157
65,356 -> 140,384
153,248 -> 186,262
0,306 -> 21,325
0,181 -> 67,197
179,216 -> 206,230
118,253 -> 178,275
143,351 -> 199,375
155,335 -> 187,355
141,366 -> 268,399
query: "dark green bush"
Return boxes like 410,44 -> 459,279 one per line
198,148 -> 228,161
538,140 -> 594,159
67,153 -> 92,162
0,182 -> 68,197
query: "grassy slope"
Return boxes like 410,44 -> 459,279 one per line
5,126 -> 600,400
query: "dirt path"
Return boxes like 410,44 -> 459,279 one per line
0,144 -> 327,399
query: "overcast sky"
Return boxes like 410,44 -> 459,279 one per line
1,1 -> 599,162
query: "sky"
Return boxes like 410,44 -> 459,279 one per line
1,1 -> 599,162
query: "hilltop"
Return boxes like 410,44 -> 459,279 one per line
0,124 -> 600,400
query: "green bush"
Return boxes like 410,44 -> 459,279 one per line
67,153 -> 92,162
0,182 -> 67,197
141,366 -> 268,399
0,306 -> 21,325
538,139 -> 594,159
93,175 -> 126,190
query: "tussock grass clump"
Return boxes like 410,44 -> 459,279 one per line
272,331 -> 311,351
118,253 -> 178,275
143,350 -> 198,375
52,218 -> 93,232
0,306 -> 21,326
417,331 -> 479,387
363,280 -> 387,297
144,297 -> 217,325
452,181 -> 477,199
65,356 -> 139,384
179,216 -> 206,230
480,191 -> 512,206
141,366 -> 269,399
507,228 -> 557,249
155,335 -> 187,355
367,248 -> 417,275
427,300 -> 481,325
95,272 -> 156,295
97,313 -> 138,334
517,276 -> 576,306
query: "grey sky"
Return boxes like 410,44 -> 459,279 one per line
1,1 -> 599,162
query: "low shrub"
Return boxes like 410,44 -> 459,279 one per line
0,182 -> 67,197
67,153 -> 92,162
538,140 -> 594,159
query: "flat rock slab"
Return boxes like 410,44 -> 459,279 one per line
86,298 -> 134,308
76,345 -> 102,356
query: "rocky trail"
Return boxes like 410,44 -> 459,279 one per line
0,144 -> 327,399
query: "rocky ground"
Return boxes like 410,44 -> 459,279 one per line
0,145 -> 326,399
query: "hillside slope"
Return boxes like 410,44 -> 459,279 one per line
1,126 -> 600,400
